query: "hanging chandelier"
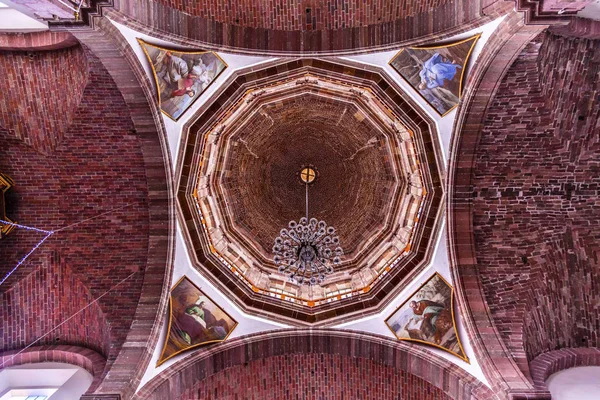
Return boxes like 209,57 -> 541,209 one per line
272,166 -> 343,286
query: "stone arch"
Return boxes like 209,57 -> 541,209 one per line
0,31 -> 79,51
0,22 -> 174,400
63,20 -> 176,399
530,348 -> 600,392
446,9 -> 547,398
102,1 -> 512,56
135,329 -> 495,399
0,345 -> 105,392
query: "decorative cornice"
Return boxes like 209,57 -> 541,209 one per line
46,0 -> 113,28
514,0 -> 591,24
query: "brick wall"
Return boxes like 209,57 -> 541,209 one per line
182,353 -> 450,400
0,252 -> 109,360
108,0 -> 501,54
471,31 -> 600,377
0,45 -> 88,154
222,95 -> 396,260
153,0 -> 448,30
136,330 -> 495,399
0,46 -> 150,383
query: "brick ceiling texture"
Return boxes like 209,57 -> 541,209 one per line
472,31 -> 600,380
104,0 -> 498,53
1,1 -> 600,400
0,44 -> 149,385
222,94 -> 397,263
182,353 -> 450,400
154,0 -> 449,29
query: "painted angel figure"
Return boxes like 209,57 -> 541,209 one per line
418,53 -> 461,90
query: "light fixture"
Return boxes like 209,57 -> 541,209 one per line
272,166 -> 343,285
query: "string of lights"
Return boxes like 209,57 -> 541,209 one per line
0,219 -> 54,286
0,202 -> 139,367
0,268 -> 141,369
0,203 -> 134,287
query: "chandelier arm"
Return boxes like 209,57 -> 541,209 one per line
305,182 -> 309,221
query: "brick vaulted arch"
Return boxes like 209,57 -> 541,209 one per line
0,345 -> 106,392
447,10 -> 547,399
448,8 -> 600,400
134,329 -> 495,400
64,21 -> 177,397
0,25 -> 175,400
102,0 -> 513,56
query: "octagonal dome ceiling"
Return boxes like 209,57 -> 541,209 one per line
220,93 -> 402,266
178,59 -> 444,325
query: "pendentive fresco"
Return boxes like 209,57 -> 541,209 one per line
157,276 -> 237,365
138,39 -> 227,121
389,34 -> 480,116
385,272 -> 468,362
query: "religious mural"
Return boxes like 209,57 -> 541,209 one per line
389,34 -> 480,116
138,39 -> 227,121
385,272 -> 468,362
157,276 -> 237,365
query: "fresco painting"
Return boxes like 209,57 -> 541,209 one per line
157,276 -> 237,365
389,34 -> 480,116
385,272 -> 468,362
138,39 -> 227,121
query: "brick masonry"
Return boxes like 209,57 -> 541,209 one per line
0,45 -> 88,154
105,0 -> 508,54
66,20 -> 174,398
0,44 -> 150,386
0,31 -> 80,51
471,31 -> 600,378
221,94 -> 397,262
0,252 -> 109,367
181,353 -> 450,400
150,0 -> 449,30
136,329 -> 495,400
0,345 -> 106,392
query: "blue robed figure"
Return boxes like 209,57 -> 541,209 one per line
418,53 -> 461,90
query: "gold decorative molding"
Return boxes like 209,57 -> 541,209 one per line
0,173 -> 16,237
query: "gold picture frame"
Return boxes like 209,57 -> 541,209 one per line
385,272 -> 469,362
389,34 -> 481,117
157,275 -> 238,366
137,39 -> 228,121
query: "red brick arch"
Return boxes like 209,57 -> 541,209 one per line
135,329 -> 495,400
0,345 -> 106,392
0,24 -> 174,400
448,7 -> 600,400
0,42 -> 88,154
102,1 -> 512,55
0,31 -> 79,51
65,20 -> 176,399
446,9 -> 547,399
529,348 -> 600,391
